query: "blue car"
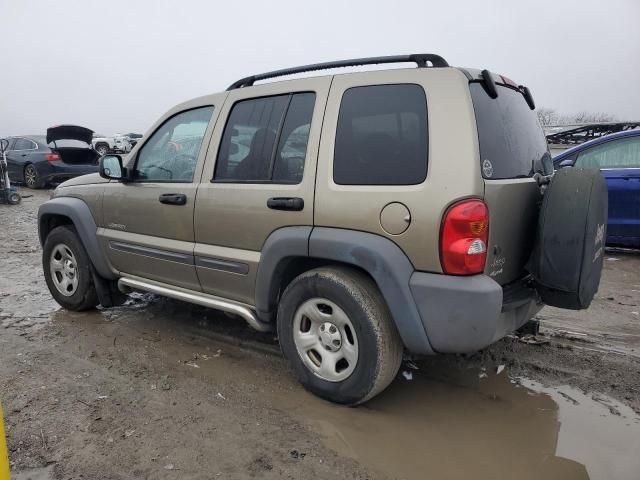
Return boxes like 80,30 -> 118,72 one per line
554,129 -> 640,247
3,125 -> 99,189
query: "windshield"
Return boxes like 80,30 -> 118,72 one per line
470,83 -> 549,179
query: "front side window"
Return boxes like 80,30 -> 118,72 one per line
575,136 -> 640,169
333,84 -> 428,185
12,138 -> 37,150
214,92 -> 315,184
134,106 -> 214,182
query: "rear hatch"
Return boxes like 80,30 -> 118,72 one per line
469,77 -> 549,285
46,125 -> 99,165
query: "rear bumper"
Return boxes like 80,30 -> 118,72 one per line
409,272 -> 542,354
36,161 -> 98,183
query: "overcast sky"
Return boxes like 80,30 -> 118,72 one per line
1,0 -> 638,136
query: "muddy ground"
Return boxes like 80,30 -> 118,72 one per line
1,188 -> 639,480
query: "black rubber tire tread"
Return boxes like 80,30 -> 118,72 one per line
277,266 -> 403,405
42,225 -> 99,311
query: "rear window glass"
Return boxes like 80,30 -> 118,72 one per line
470,83 -> 548,179
334,84 -> 428,185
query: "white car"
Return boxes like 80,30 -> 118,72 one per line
92,134 -> 132,155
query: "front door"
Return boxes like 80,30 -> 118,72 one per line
193,77 -> 331,305
98,105 -> 218,290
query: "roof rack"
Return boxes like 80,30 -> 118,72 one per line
227,53 -> 449,90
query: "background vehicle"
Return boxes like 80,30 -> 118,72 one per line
4,126 -> 99,188
37,54 -> 606,404
91,133 -> 132,155
554,129 -> 640,248
124,133 -> 143,148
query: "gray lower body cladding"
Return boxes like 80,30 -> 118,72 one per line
38,197 -> 116,280
258,227 -> 541,355
308,227 -> 435,355
409,272 -> 542,354
36,205 -> 540,352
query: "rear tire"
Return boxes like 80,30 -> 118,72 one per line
43,225 -> 99,311
95,143 -> 109,155
24,164 -> 44,189
277,266 -> 403,405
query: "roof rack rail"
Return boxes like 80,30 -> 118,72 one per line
227,53 -> 449,90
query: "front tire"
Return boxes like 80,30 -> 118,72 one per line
277,266 -> 403,405
43,226 -> 98,311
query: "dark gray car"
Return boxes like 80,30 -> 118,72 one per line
4,125 -> 99,188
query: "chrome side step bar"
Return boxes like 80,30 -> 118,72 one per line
117,277 -> 273,332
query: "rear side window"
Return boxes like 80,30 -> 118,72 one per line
333,84 -> 428,185
575,136 -> 640,169
13,138 -> 37,150
470,83 -> 548,179
214,92 -> 315,184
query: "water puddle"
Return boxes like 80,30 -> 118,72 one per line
283,364 -> 640,480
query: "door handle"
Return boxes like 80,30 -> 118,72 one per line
267,197 -> 304,211
159,193 -> 187,205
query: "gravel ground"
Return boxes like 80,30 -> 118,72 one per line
1,188 -> 639,480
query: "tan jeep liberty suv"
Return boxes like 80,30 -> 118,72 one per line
38,54 -> 607,404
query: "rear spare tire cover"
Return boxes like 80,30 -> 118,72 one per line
527,168 -> 608,310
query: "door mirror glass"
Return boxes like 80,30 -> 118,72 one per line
541,153 -> 554,176
100,155 -> 125,180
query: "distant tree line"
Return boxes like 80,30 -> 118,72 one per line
537,108 -> 617,127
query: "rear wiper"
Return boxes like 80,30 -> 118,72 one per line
481,69 -> 536,109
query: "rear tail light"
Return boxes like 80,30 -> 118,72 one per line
45,153 -> 61,161
440,199 -> 489,275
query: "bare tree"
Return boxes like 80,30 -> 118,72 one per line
538,107 -> 617,126
536,107 -> 558,126
569,111 -> 617,124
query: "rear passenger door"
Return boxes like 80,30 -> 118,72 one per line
194,77 -> 331,305
574,136 -> 640,244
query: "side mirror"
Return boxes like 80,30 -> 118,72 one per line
558,159 -> 574,168
99,154 -> 126,180
541,153 -> 554,176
